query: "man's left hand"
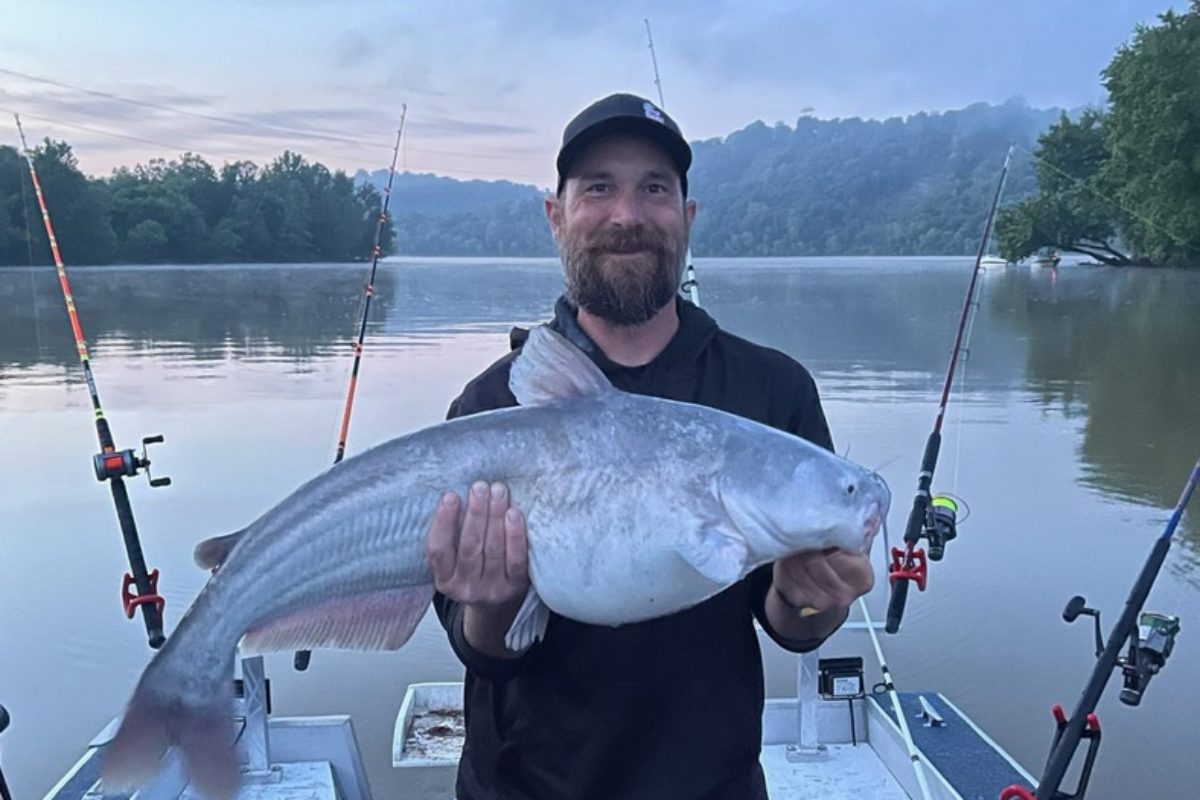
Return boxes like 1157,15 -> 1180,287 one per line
773,548 -> 875,615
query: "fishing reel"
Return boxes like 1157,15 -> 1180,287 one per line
1120,612 -> 1180,707
886,488 -> 969,633
93,434 -> 172,488
889,493 -> 964,581
925,494 -> 961,561
1062,597 -> 1181,707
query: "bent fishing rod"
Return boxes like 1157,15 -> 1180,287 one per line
999,457 -> 1197,800
295,105 -> 407,672
644,18 -> 700,307
14,114 -> 171,649
885,146 -> 1013,634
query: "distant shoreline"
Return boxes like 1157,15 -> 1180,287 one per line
1,255 -> 1184,269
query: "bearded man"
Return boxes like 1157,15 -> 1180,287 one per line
425,93 -> 874,800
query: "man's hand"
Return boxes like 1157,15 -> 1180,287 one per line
774,547 -> 874,613
766,548 -> 875,646
426,480 -> 531,657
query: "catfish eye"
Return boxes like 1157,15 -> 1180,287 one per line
845,482 -> 856,497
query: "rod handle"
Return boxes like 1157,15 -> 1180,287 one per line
904,432 -> 942,544
885,578 -> 910,634
110,477 -> 166,649
0,702 -> 9,800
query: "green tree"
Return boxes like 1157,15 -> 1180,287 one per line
124,219 -> 169,262
0,146 -> 37,265
995,111 -> 1130,265
0,140 -> 392,266
1101,1 -> 1200,266
0,139 -> 117,265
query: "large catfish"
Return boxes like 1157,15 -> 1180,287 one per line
102,324 -> 890,798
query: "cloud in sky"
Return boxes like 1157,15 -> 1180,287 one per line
0,0 -> 1185,185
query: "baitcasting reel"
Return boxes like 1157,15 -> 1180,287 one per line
93,434 -> 172,487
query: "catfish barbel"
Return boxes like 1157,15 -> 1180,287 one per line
102,325 -> 890,798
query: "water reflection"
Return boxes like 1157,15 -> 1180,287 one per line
988,265 -> 1200,561
2,258 -> 1199,800
4,258 -> 1195,541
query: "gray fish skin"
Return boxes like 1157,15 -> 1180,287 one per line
101,326 -> 890,799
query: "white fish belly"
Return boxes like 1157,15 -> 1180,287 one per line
519,472 -> 735,625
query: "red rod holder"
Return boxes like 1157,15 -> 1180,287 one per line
122,568 -> 165,619
889,546 -> 928,591
999,787 -> 1036,800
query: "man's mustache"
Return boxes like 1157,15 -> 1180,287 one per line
584,230 -> 669,254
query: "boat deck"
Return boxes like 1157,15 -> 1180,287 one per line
762,743 -> 909,798
876,694 -> 1033,800
44,685 -> 1035,800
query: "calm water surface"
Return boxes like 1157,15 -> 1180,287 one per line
1,257 -> 1197,799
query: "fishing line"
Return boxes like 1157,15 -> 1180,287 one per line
1013,144 -> 1200,259
0,71 -> 547,177
0,106 -> 244,161
857,597 -> 934,800
885,147 -> 1014,634
0,102 -> 545,183
13,113 -> 171,649
295,105 -> 408,672
643,19 -> 700,307
17,155 -> 45,357
1008,457 -> 1200,800
0,65 -> 395,152
0,65 -> 520,164
950,261 -> 987,493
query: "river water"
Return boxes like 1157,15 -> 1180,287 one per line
1,257 -> 1197,799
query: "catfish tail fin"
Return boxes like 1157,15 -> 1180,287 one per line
102,637 -> 238,799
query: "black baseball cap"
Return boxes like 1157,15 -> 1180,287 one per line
556,92 -> 692,196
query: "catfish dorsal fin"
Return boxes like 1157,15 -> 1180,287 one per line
509,325 -> 612,405
194,529 -> 248,571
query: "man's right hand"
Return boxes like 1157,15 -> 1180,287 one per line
426,480 -> 531,657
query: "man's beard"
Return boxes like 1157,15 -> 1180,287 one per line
560,225 -> 687,326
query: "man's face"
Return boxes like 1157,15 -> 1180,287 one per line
547,134 -> 697,326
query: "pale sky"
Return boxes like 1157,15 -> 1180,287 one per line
0,0 -> 1184,188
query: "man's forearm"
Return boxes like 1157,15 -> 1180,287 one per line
462,600 -> 525,659
764,583 -> 850,648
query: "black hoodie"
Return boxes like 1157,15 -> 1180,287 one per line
434,296 -> 834,800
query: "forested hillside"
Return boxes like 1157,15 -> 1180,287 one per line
373,99 -> 1061,257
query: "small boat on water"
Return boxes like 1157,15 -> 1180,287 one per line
1032,249 -> 1061,269
44,640 -> 1035,800
979,255 -> 1008,269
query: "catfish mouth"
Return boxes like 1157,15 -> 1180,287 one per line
860,501 -> 884,553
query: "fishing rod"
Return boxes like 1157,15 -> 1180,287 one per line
643,18 -> 700,307
858,598 -> 934,800
885,145 -> 1014,635
14,114 -> 171,649
999,457 -> 1197,800
0,703 -> 10,800
294,105 -> 407,672
639,29 -> 923,796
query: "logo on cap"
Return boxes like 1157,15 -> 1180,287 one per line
642,101 -> 665,124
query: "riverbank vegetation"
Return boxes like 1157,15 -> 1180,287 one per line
0,146 -> 390,265
997,2 -> 1200,267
